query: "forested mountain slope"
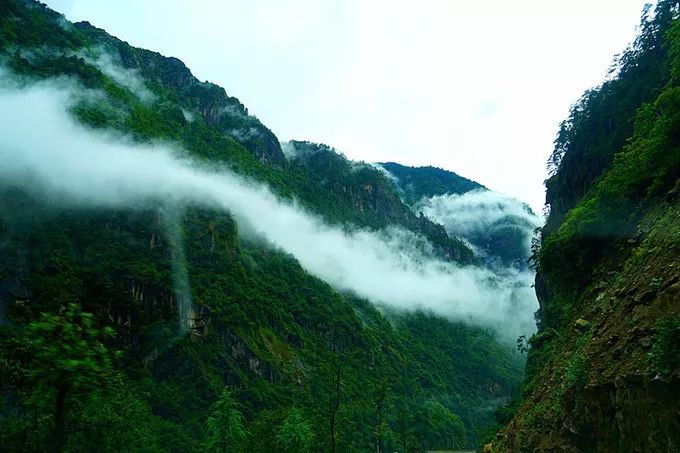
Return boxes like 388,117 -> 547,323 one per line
378,162 -> 484,205
283,141 -> 474,263
495,2 -> 680,450
379,162 -> 540,271
0,1 -> 529,451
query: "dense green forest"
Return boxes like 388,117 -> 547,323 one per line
494,1 -> 680,450
0,1 -> 526,451
378,162 -> 484,206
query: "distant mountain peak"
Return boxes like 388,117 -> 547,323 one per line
377,162 -> 485,205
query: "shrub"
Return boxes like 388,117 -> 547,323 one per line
650,317 -> 680,374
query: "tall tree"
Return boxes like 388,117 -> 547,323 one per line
275,408 -> 315,453
26,303 -> 116,453
372,381 -> 388,453
328,361 -> 342,453
205,388 -> 247,453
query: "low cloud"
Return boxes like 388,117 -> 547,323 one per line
281,141 -> 299,159
230,126 -> 263,142
181,108 -> 195,123
370,163 -> 399,184
417,190 -> 541,268
77,48 -> 156,103
417,190 -> 539,239
0,75 -> 537,340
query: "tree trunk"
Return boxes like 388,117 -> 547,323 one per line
375,403 -> 382,453
399,411 -> 407,453
329,363 -> 341,453
374,385 -> 386,453
52,384 -> 68,453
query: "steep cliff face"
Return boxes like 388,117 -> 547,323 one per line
497,197 -> 680,451
495,2 -> 680,450
542,3 -> 674,237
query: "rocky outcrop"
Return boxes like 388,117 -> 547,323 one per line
217,327 -> 281,385
498,374 -> 680,452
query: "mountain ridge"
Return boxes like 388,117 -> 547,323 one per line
378,161 -> 485,206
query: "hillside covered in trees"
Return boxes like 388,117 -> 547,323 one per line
0,1 -> 531,452
494,1 -> 680,450
378,162 -> 484,205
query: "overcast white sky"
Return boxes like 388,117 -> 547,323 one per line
45,0 -> 650,212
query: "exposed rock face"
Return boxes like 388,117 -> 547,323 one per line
499,374 -> 680,452
573,318 -> 590,331
0,3 -> 527,450
218,327 -> 281,385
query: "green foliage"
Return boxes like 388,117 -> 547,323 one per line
413,399 -> 467,450
287,141 -> 476,264
667,13 -> 680,83
381,162 -> 537,268
544,0 -> 678,234
494,396 -> 521,426
26,303 -> 116,391
205,388 -> 247,453
0,0 -> 86,50
540,79 -> 680,312
0,303 -> 130,451
564,353 -> 590,392
379,161 -> 483,204
538,3 -> 680,330
65,375 -> 162,452
552,352 -> 590,414
523,402 -> 548,429
650,317 -> 680,374
275,408 -> 315,453
0,193 -> 519,449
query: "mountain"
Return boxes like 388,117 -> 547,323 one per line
0,1 -> 530,452
493,2 -> 680,451
378,162 -> 484,205
283,141 -> 475,264
378,163 -> 541,270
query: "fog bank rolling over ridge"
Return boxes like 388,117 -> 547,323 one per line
417,190 -> 542,268
0,75 -> 537,340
